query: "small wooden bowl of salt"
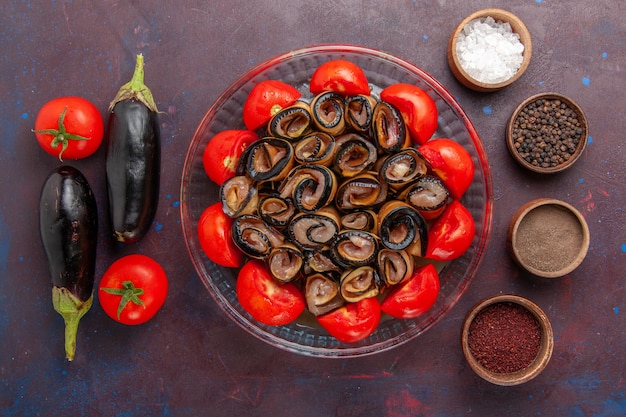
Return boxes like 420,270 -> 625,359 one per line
507,198 -> 590,278
448,8 -> 532,92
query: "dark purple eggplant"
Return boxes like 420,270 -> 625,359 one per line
106,53 -> 160,244
39,166 -> 98,361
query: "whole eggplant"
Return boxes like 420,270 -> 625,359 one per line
106,53 -> 160,244
39,165 -> 98,361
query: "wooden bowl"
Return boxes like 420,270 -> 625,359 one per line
462,294 -> 554,386
447,8 -> 532,92
506,92 -> 589,173
507,198 -> 590,278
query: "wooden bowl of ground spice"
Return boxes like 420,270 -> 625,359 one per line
447,8 -> 532,92
506,93 -> 588,173
507,198 -> 590,278
462,294 -> 554,386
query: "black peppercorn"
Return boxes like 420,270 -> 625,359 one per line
510,98 -> 583,168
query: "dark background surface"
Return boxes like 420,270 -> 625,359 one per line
1,1 -> 624,416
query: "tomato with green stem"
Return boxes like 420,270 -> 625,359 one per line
203,129 -> 258,185
243,80 -> 302,131
33,96 -> 104,160
99,254 -> 168,325
310,60 -> 370,96
317,297 -> 381,343
236,259 -> 305,326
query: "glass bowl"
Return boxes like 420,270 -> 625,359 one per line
180,44 -> 493,357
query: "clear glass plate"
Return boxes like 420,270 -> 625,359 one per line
180,44 -> 493,357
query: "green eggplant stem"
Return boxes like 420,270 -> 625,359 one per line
52,286 -> 93,361
109,53 -> 159,113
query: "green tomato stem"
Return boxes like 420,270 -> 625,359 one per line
100,281 -> 145,319
109,53 -> 159,113
52,286 -> 93,361
32,106 -> 91,161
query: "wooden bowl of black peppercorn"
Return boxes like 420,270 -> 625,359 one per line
506,93 -> 588,173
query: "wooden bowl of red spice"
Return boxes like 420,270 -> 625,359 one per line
447,8 -> 532,92
506,93 -> 588,173
461,295 -> 554,386
507,198 -> 590,278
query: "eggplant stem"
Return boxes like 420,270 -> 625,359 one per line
52,286 -> 93,361
109,53 -> 159,113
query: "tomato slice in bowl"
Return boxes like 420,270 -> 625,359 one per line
236,259 -> 306,326
317,297 -> 381,343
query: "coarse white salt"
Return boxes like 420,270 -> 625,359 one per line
456,16 -> 525,84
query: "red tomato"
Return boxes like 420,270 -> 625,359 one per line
236,260 -> 305,326
203,129 -> 258,185
381,264 -> 440,319
99,254 -> 168,325
310,60 -> 370,96
425,200 -> 475,262
33,96 -> 104,160
198,203 -> 243,268
243,80 -> 301,131
380,83 -> 438,145
418,138 -> 474,200
317,297 -> 381,343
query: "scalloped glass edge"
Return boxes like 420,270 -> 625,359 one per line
180,44 -> 494,358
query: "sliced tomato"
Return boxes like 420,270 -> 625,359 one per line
198,203 -> 243,268
202,129 -> 258,186
381,263 -> 440,319
317,297 -> 381,343
310,60 -> 370,96
418,138 -> 474,200
425,200 -> 475,262
243,80 -> 302,131
380,83 -> 438,145
236,259 -> 305,326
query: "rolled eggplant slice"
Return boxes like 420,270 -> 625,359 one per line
378,200 -> 428,257
331,230 -> 378,267
258,194 -> 296,229
378,148 -> 428,191
220,175 -> 259,218
333,133 -> 378,178
231,215 -> 285,259
344,94 -> 377,133
340,210 -> 378,233
398,175 -> 449,220
293,131 -> 335,166
377,248 -> 414,287
268,101 -> 312,140
372,101 -> 410,154
278,164 -> 337,212
310,92 -> 346,136
303,250 -> 342,274
335,172 -> 388,212
288,206 -> 341,250
340,266 -> 380,303
267,243 -> 304,283
241,137 -> 294,182
305,273 -> 345,316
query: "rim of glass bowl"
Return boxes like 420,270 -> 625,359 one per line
180,44 -> 494,358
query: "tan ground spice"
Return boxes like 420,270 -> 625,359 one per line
514,204 -> 584,272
